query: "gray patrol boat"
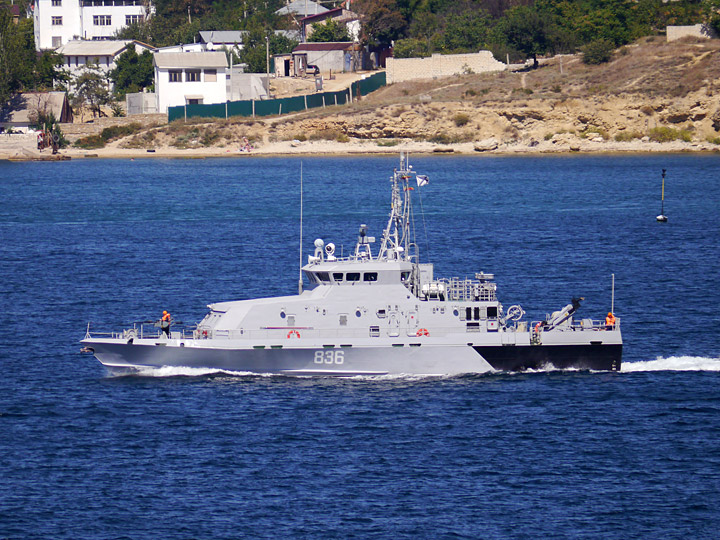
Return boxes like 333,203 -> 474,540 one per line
82,155 -> 622,375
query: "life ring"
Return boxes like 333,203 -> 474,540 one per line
416,328 -> 429,337
287,329 -> 301,339
534,322 -> 543,333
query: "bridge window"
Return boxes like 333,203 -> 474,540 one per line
346,273 -> 360,282
333,272 -> 344,282
316,272 -> 330,282
487,306 -> 498,318
401,271 -> 410,282
363,272 -> 378,282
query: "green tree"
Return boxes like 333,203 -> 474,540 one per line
500,5 -> 556,67
35,51 -> 69,91
239,23 -> 297,73
109,45 -> 154,97
0,12 -> 35,104
393,37 -> 430,58
72,62 -> 112,118
309,19 -> 351,42
355,0 -> 407,49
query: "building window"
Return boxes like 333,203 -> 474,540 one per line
51,16 -> 63,25
169,70 -> 182,83
53,36 -> 63,48
52,0 -> 62,6
93,15 -> 112,26
126,14 -> 143,25
204,69 -> 217,82
185,70 -> 201,82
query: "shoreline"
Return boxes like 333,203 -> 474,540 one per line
3,138 -> 719,161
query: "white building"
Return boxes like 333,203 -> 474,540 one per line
153,52 -> 228,113
58,39 -> 155,85
34,0 -> 151,50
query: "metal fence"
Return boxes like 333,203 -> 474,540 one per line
167,71 -> 387,123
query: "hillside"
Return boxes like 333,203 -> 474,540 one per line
62,36 -> 720,157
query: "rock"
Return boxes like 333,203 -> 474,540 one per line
419,94 -> 432,103
641,136 -> 650,142
570,145 -> 581,151
474,138 -> 499,152
433,147 -> 454,153
665,113 -> 690,123
591,136 -> 604,142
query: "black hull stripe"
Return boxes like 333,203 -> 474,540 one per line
473,344 -> 622,372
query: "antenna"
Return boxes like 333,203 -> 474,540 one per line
611,273 -> 615,314
298,162 -> 303,295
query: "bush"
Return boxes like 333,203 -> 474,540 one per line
100,123 -> 142,142
377,139 -> 399,147
614,131 -> 642,142
453,113 -> 470,127
582,39 -> 615,65
707,136 -> 720,145
74,135 -> 106,149
393,38 -> 430,59
648,127 -> 692,143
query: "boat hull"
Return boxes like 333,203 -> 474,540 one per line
82,336 -> 622,376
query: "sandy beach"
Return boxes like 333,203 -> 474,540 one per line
4,137 -> 715,161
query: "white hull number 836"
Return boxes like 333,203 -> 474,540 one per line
314,350 -> 345,365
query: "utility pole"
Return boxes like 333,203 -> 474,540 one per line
187,6 -> 191,24
266,35 -> 270,95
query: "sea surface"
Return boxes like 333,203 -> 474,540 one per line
1,154 -> 719,539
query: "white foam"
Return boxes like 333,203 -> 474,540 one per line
113,365 -> 261,378
622,356 -> 720,372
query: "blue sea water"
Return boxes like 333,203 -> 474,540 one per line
1,154 -> 719,539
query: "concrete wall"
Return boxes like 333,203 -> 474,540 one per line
126,93 -> 158,115
228,73 -> 268,101
0,133 -> 38,153
666,25 -> 716,42
386,51 -> 505,84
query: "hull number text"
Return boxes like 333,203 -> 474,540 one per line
314,350 -> 345,365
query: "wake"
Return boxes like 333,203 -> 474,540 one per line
621,356 -> 720,372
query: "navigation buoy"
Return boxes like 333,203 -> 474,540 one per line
657,169 -> 668,222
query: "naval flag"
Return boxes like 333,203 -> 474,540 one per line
416,174 -> 429,187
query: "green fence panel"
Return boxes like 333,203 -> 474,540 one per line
254,99 -> 280,117
358,72 -> 387,96
281,95 -> 307,114
188,102 -> 226,120
168,105 -> 184,123
305,93 -> 324,109
166,71 -> 385,122
228,100 -> 253,117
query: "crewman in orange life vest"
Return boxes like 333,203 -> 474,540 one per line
161,310 -> 172,338
605,312 -> 616,330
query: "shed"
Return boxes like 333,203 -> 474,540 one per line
291,42 -> 360,75
0,92 -> 73,133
